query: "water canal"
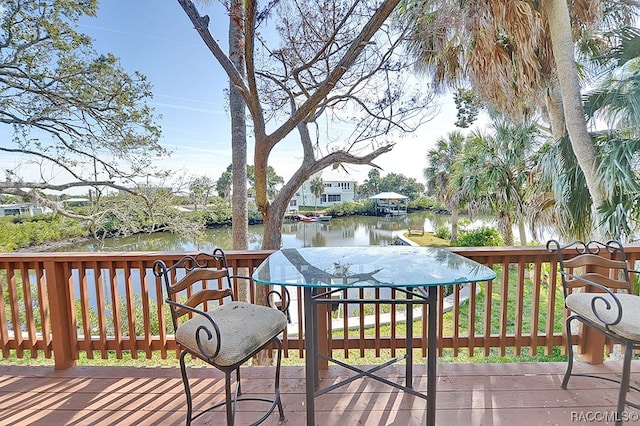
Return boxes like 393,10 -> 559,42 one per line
55,211 -> 461,252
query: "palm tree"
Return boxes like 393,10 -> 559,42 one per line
529,26 -> 640,243
455,120 -> 539,246
582,27 -> 640,240
424,131 -> 465,240
399,0 -> 639,237
216,167 -> 232,200
526,137 -> 592,242
310,177 -> 324,212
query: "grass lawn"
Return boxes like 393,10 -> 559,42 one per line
403,231 -> 449,246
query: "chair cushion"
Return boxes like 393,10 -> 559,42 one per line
175,301 -> 287,367
566,292 -> 640,341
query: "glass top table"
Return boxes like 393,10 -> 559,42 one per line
252,246 -> 496,426
253,246 -> 494,288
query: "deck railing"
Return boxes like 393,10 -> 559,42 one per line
2,245 -> 639,369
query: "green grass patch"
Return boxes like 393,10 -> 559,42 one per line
403,231 -> 449,246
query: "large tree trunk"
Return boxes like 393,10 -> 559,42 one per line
518,220 -> 527,246
229,0 -> 252,315
450,206 -> 459,241
545,82 -> 566,139
545,0 -> 606,237
499,212 -> 514,246
229,0 -> 248,253
262,202 -> 287,249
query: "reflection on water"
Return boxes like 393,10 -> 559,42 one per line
54,211 -> 465,252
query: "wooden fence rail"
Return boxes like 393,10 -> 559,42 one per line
2,245 -> 639,369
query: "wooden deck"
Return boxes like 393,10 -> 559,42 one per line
2,361 -> 640,425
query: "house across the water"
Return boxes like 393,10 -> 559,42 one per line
0,203 -> 52,217
289,170 -> 357,212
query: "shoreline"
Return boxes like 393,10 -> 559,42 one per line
14,236 -> 93,253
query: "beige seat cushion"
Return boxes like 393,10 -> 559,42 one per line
566,292 -> 640,341
175,301 -> 287,367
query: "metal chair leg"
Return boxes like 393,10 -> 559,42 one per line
275,338 -> 285,421
225,371 -> 235,426
179,350 -> 194,425
616,344 -> 634,426
562,316 -> 575,389
236,366 -> 242,396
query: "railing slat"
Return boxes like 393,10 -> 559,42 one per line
546,257 -> 560,356
34,262 -> 52,358
514,260 -> 525,356
18,263 -> 37,356
124,261 -> 138,358
93,261 -> 108,359
529,258 -> 542,356
467,282 -> 477,357
109,263 -> 123,358
3,246 -> 636,369
138,260 -> 152,359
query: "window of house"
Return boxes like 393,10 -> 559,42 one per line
328,194 -> 341,202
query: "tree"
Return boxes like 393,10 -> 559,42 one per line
218,164 -> 284,199
188,176 -> 216,210
357,168 -> 382,198
0,1 -> 165,228
545,0 -> 604,234
400,0 -> 639,238
215,165 -> 232,199
178,0 -> 435,249
246,165 -> 284,199
310,177 -> 324,211
543,26 -> 640,242
424,131 -> 465,239
228,0 -> 249,251
455,120 -> 538,246
377,173 -> 425,200
524,25 -> 640,243
453,88 -> 482,128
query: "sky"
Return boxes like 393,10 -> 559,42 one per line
7,1 -> 479,188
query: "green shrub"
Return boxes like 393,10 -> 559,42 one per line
202,198 -> 233,226
451,226 -> 504,247
326,201 -> 368,216
434,225 -> 451,240
408,196 -> 437,210
0,215 -> 86,252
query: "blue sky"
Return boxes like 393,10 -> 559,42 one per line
79,1 -> 239,182
7,1 -> 471,187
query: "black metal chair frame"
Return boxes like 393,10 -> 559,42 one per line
548,239 -> 640,425
153,248 -> 289,425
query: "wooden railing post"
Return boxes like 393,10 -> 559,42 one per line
44,261 -> 76,369
578,326 -> 605,364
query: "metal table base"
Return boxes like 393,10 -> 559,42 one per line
302,285 -> 438,426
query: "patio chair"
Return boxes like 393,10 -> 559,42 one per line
547,239 -> 640,425
152,249 -> 288,425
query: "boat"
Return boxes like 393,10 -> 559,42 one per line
298,214 -> 318,222
311,214 -> 332,222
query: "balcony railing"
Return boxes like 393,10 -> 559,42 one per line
2,245 -> 639,369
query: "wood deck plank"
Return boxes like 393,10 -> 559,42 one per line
1,361 -> 640,425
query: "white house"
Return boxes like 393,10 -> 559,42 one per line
0,203 -> 52,217
289,170 -> 357,211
